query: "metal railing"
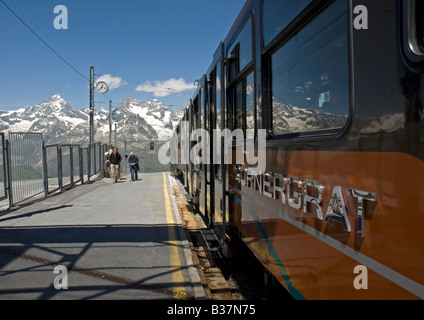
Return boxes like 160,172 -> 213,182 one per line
7,133 -> 44,206
0,133 -> 7,202
0,132 -> 110,208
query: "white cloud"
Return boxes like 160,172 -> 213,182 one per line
95,74 -> 127,90
136,78 -> 196,97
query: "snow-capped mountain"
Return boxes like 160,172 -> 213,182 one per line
271,98 -> 347,135
113,95 -> 180,140
0,95 -> 184,146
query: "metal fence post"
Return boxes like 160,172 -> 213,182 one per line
69,145 -> 74,186
87,144 -> 91,183
0,133 -> 7,202
79,145 -> 83,184
98,142 -> 102,173
58,144 -> 63,192
42,141 -> 48,197
93,143 -> 97,175
5,139 -> 13,208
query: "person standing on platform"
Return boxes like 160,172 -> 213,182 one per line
105,149 -> 113,178
109,147 -> 122,183
128,152 -> 139,182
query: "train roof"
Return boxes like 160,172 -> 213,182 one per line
189,0 -> 251,101
224,0 -> 251,45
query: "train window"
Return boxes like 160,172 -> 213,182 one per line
192,97 -> 199,130
270,0 -> 349,137
200,88 -> 205,130
263,0 -> 312,47
216,63 -> 222,130
235,81 -> 244,130
233,72 -> 255,132
246,72 -> 255,130
205,87 -> 210,132
228,18 -> 252,82
214,64 -> 223,181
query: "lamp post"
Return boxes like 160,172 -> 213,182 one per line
89,66 -> 109,146
114,123 -> 117,147
109,100 -> 113,147
89,66 -> 95,145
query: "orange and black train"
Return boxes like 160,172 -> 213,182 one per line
171,0 -> 424,299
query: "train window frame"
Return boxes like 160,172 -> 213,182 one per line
216,61 -> 223,131
200,87 -> 205,131
262,0 -> 314,47
263,0 -> 352,141
211,63 -> 224,182
227,16 -> 254,85
192,96 -> 199,131
402,0 -> 424,70
226,12 -> 256,138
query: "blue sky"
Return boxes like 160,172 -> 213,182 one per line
0,0 -> 246,111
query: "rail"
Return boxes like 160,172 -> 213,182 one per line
0,132 -> 110,208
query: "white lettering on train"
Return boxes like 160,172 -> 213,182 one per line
234,166 -> 377,237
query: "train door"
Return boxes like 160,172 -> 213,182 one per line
209,43 -> 229,243
186,104 -> 192,191
206,71 -> 215,229
225,15 -> 255,238
182,107 -> 190,189
198,76 -> 209,222
189,95 -> 200,204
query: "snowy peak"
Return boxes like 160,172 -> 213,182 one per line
272,98 -> 347,135
31,94 -> 72,113
114,95 -> 177,140
0,95 -> 183,145
19,94 -> 86,123
118,95 -> 136,106
116,95 -> 172,114
43,94 -> 66,105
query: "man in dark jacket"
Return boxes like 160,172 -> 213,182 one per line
109,147 -> 122,183
128,152 -> 139,182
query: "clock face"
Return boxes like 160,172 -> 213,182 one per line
96,81 -> 109,94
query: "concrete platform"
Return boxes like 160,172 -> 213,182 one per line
0,172 -> 205,300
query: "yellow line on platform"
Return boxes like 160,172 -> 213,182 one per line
162,172 -> 186,299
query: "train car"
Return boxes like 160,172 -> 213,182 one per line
171,108 -> 188,178
174,0 -> 424,299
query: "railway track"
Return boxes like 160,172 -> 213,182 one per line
171,176 -> 292,301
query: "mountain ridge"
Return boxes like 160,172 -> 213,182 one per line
0,94 -> 185,146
